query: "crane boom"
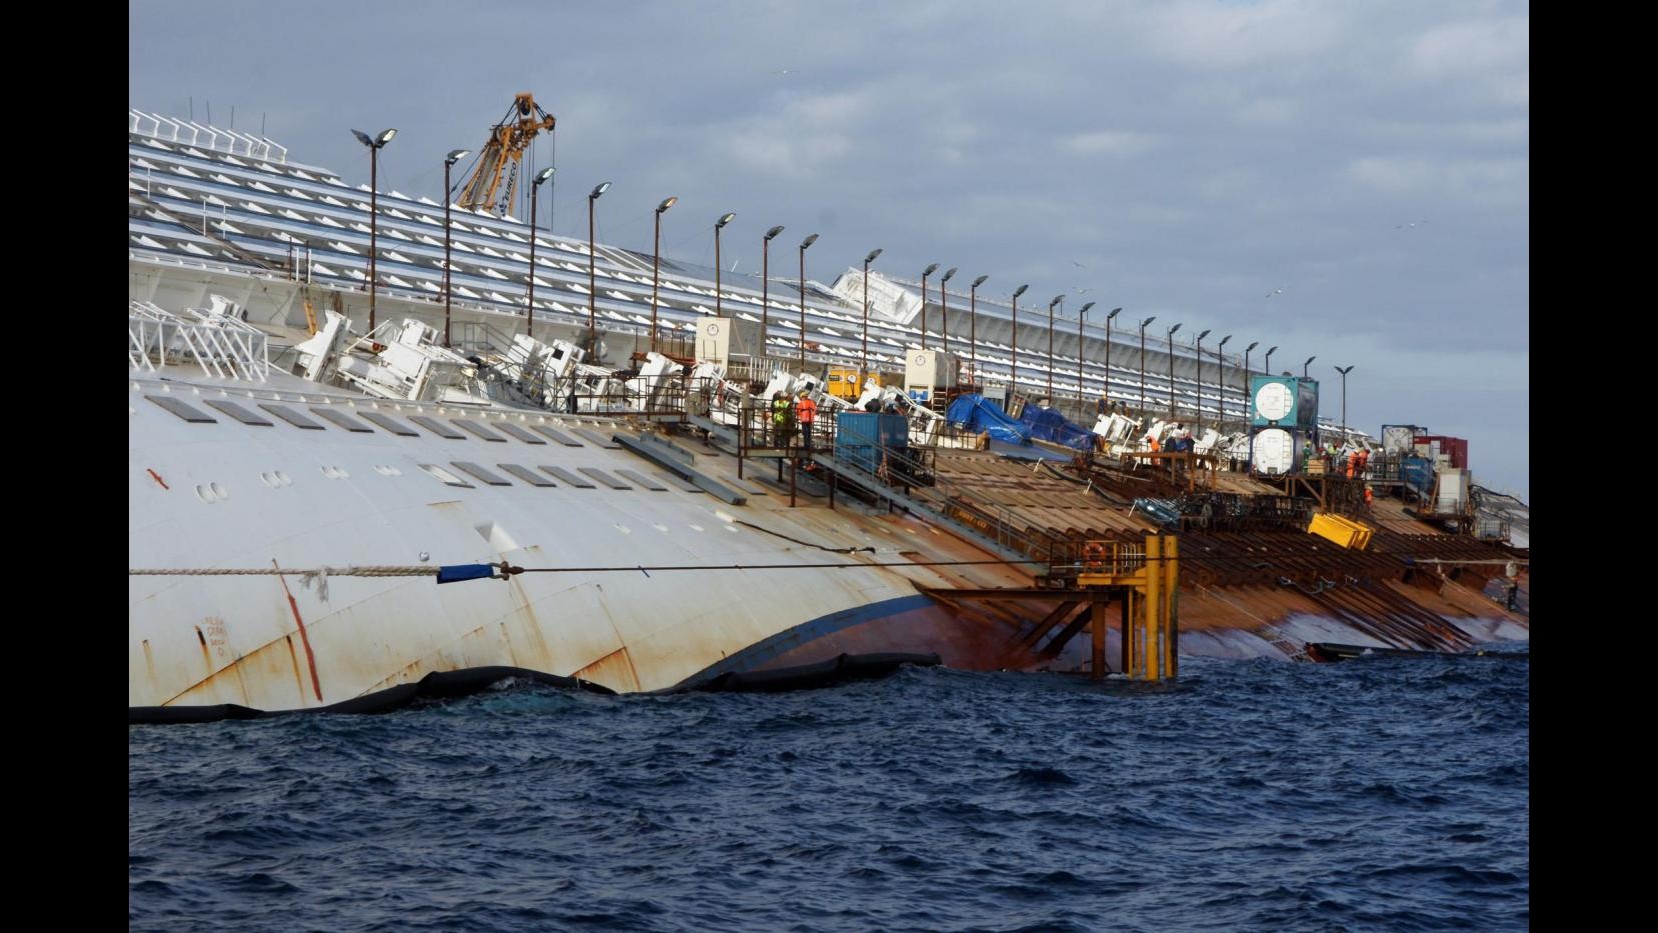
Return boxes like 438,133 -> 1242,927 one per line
455,93 -> 556,217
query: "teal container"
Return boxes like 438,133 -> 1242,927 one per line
835,412 -> 909,473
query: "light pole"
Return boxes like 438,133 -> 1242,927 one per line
1077,301 -> 1095,403
861,248 -> 882,379
1138,316 -> 1157,416
587,182 -> 610,339
1264,345 -> 1278,376
1194,329 -> 1211,429
919,263 -> 939,349
1243,341 -> 1258,416
969,275 -> 988,386
350,127 -> 397,331
1303,355 -> 1316,378
1215,334 -> 1232,423
939,267 -> 957,358
1165,323 -> 1182,419
714,212 -> 736,318
1334,365 -> 1353,442
1011,284 -> 1029,393
1104,307 -> 1122,408
798,233 -> 818,370
649,195 -> 677,353
762,225 -> 784,360
526,166 -> 555,340
1047,295 -> 1064,404
441,148 -> 469,347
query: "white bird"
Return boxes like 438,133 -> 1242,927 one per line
772,68 -> 794,76
1266,288 -> 1284,298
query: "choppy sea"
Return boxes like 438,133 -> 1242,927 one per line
130,647 -> 1528,931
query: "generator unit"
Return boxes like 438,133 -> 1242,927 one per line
693,318 -> 731,368
904,349 -> 960,404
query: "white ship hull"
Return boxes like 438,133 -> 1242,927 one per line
129,375 -> 972,712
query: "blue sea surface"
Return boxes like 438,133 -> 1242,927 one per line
129,648 -> 1529,931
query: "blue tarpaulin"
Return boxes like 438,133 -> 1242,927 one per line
1017,404 -> 1096,451
945,394 -> 1031,445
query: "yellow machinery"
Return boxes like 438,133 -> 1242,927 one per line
826,366 -> 867,400
1076,534 -> 1180,681
456,94 -> 556,217
1307,513 -> 1373,550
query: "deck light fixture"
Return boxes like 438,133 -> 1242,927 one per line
920,264 -> 940,350
1334,364 -> 1354,442
587,182 -> 610,339
525,166 -> 556,339
649,196 -> 677,353
1165,323 -> 1182,418
1077,301 -> 1096,403
1195,329 -> 1211,429
1047,295 -> 1065,404
1138,316 -> 1157,415
969,275 -> 989,385
761,225 -> 784,357
351,126 -> 397,330
714,212 -> 736,317
1103,307 -> 1122,407
861,248 -> 882,378
798,233 -> 818,368
939,267 -> 957,359
1011,284 -> 1030,393
441,148 -> 470,347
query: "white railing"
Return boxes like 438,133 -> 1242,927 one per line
127,299 -> 271,381
128,110 -> 286,163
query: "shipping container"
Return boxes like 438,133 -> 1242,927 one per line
835,412 -> 909,474
1412,434 -> 1468,469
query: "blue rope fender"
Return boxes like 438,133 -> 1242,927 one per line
436,563 -> 499,584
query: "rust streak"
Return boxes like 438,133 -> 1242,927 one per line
272,559 -> 324,702
147,468 -> 170,490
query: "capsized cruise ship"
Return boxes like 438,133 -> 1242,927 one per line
128,106 -> 1528,720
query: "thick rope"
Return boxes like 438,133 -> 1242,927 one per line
129,566 -> 439,577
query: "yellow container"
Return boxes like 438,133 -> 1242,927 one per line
1308,512 -> 1374,550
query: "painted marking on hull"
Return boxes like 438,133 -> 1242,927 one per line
147,468 -> 170,490
272,559 -> 324,702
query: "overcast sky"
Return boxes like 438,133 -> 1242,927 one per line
130,0 -> 1529,499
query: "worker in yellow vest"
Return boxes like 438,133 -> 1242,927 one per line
771,392 -> 794,448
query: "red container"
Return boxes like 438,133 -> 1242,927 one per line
1413,434 -> 1468,469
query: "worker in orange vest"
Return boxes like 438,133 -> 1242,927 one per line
1363,485 -> 1374,509
796,391 -> 818,455
1146,434 -> 1161,453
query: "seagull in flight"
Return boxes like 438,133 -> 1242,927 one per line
1395,220 -> 1427,229
771,68 -> 795,76
1071,260 -> 1087,268
1266,287 -> 1284,298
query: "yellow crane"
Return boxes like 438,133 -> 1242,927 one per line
456,93 -> 556,217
